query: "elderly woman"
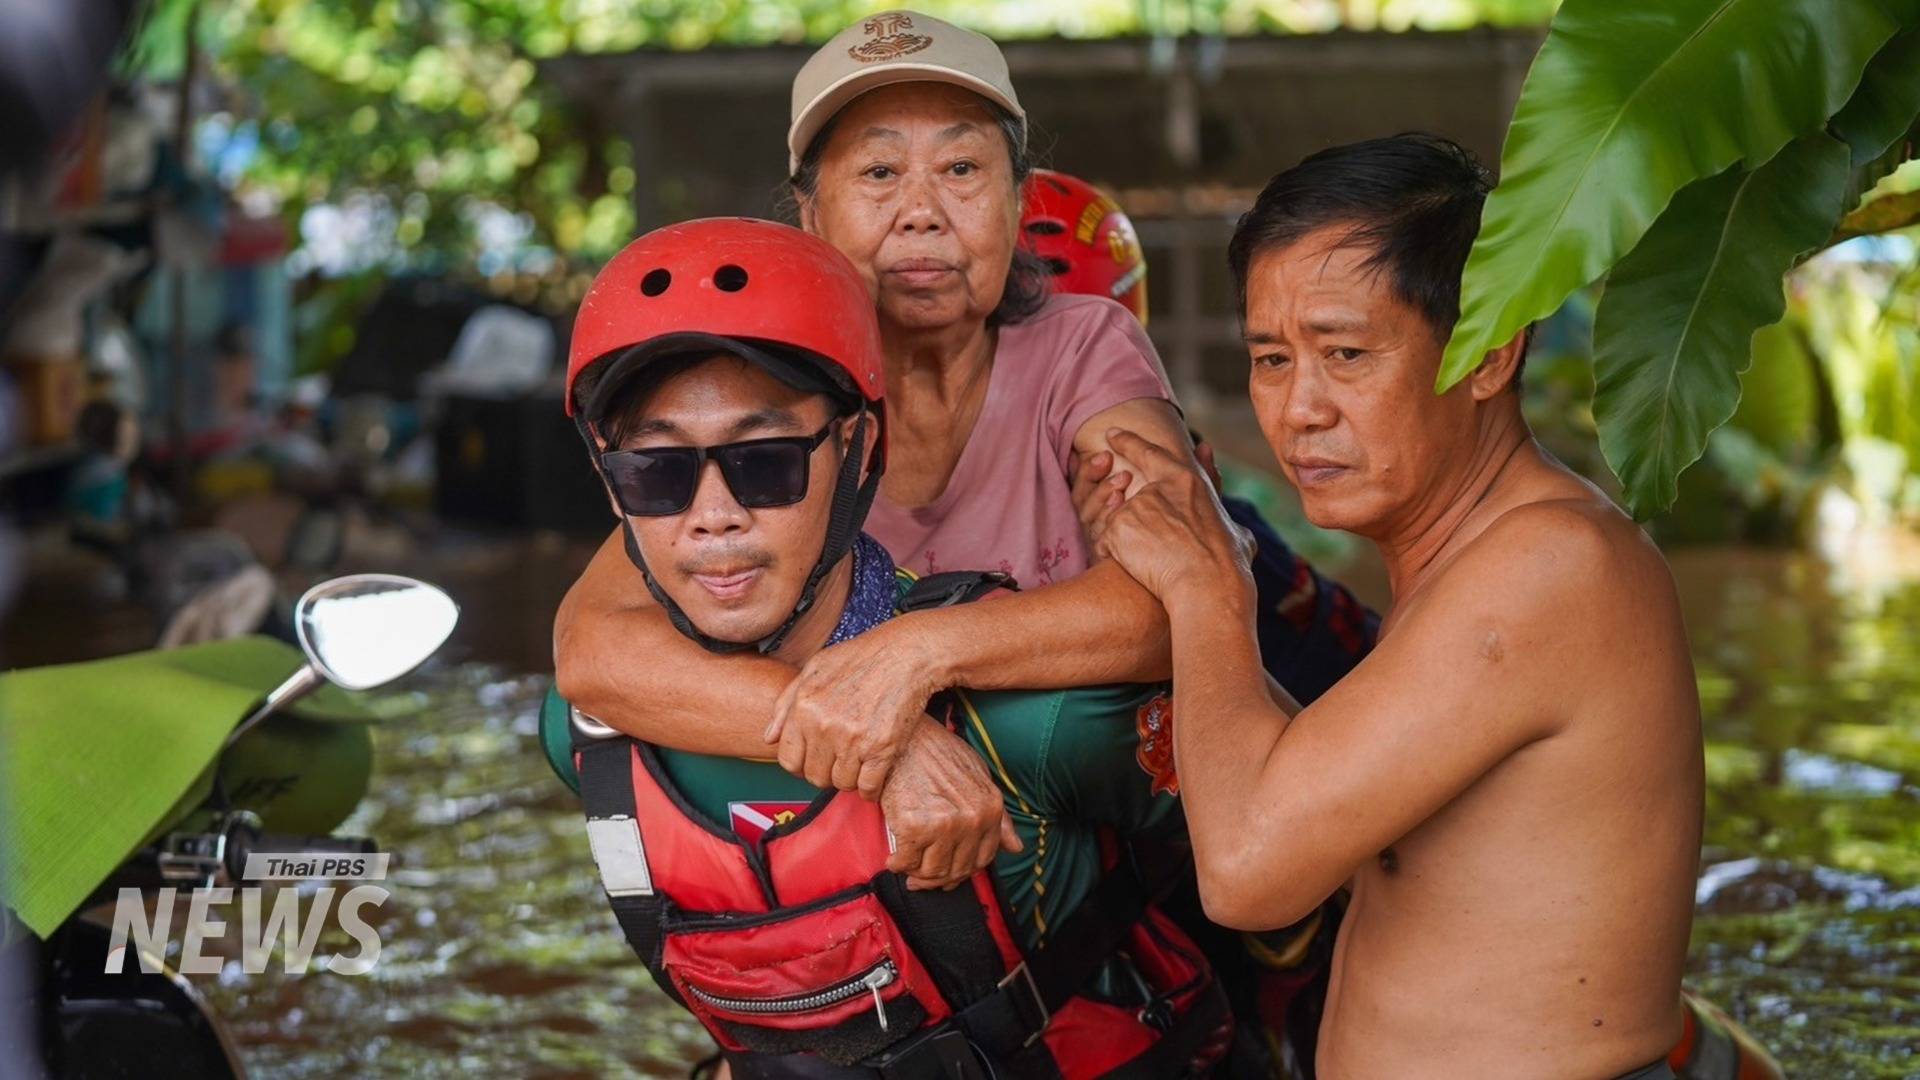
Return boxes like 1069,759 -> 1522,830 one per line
554,10 -> 1353,885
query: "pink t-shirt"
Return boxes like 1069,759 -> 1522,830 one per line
866,294 -> 1175,589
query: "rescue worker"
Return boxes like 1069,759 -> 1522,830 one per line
546,217 -> 1232,1079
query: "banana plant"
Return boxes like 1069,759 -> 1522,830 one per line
1441,0 -> 1920,517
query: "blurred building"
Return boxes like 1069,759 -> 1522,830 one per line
542,28 -> 1541,404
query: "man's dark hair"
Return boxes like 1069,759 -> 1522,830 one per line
1228,133 -> 1523,370
786,99 -> 1049,328
573,352 -> 690,447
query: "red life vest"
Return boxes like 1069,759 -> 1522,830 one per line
572,689 -> 1232,1078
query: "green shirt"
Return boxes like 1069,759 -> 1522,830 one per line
656,680 -> 1182,952
543,572 -> 1185,952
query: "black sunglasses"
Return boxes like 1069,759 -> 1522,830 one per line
600,421 -> 839,517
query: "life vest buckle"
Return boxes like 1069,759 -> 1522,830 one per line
996,961 -> 1049,1048
585,813 -> 654,897
874,1028 -> 990,1080
570,705 -> 621,741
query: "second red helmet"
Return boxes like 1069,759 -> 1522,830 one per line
1021,169 -> 1149,325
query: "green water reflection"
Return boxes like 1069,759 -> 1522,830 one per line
197,549 -> 1920,1078
1673,548 -> 1920,1080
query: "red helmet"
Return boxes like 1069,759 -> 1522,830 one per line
566,217 -> 884,416
565,218 -> 887,656
1021,169 -> 1148,325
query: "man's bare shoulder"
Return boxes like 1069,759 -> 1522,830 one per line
1371,494 -> 1682,742
1440,493 -> 1674,637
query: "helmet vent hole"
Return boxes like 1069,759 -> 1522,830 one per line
1025,221 -> 1066,236
640,269 -> 672,296
714,264 -> 749,292
1044,257 -> 1073,276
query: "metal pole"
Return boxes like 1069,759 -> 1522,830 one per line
168,0 -> 199,504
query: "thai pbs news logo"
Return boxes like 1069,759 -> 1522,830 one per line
106,850 -> 393,976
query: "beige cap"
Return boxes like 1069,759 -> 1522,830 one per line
788,10 -> 1025,173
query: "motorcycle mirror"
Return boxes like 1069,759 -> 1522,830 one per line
225,575 -> 459,747
294,574 -> 460,690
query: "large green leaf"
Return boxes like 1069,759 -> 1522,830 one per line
1837,188 -> 1920,238
1829,27 -> 1920,163
1439,0 -> 1910,393
1729,320 -> 1822,460
1591,132 -> 1853,518
1829,27 -> 1920,225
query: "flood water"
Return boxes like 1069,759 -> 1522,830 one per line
187,545 -> 1920,1079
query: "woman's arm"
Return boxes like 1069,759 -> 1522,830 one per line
768,397 -> 1199,795
552,526 -> 794,757
921,394 -> 1206,690
555,525 -> 1020,884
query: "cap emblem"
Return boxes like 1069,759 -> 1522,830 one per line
848,14 -> 932,62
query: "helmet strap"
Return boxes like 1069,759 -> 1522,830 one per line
752,409 -> 881,655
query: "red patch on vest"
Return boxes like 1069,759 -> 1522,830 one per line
1134,693 -> 1179,796
727,801 -> 809,843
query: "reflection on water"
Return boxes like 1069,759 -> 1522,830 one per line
200,668 -> 714,1078
1671,548 -> 1920,1080
194,548 -> 1919,1078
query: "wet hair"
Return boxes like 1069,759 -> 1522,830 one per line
1228,133 -> 1528,375
786,98 -> 1049,328
77,400 -> 125,455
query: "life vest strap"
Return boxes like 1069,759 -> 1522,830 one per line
1675,995 -> 1741,1080
897,571 -> 1017,612
569,697 -> 1223,1077
1097,977 -> 1233,1080
577,737 -> 683,1009
944,860 -> 1155,1060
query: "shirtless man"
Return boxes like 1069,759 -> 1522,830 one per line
1085,134 -> 1704,1079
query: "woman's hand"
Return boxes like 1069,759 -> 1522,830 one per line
1098,427 -> 1254,602
881,721 -> 1023,890
765,618 -> 948,796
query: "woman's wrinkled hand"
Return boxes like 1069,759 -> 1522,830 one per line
765,619 -> 945,797
881,721 -> 1023,890
1098,427 -> 1253,602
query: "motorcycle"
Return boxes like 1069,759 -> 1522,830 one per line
0,573 -> 460,1079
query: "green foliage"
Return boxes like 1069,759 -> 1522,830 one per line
1797,255 -> 1920,518
1446,0 -> 1920,517
1841,159 -> 1920,239
175,0 -> 1560,282
1527,246 -> 1920,544
200,0 -> 640,279
1830,27 -> 1920,164
1591,133 -> 1852,516
1832,28 -> 1920,237
1728,320 -> 1822,462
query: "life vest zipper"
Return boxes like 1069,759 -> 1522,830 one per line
684,959 -> 899,1032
